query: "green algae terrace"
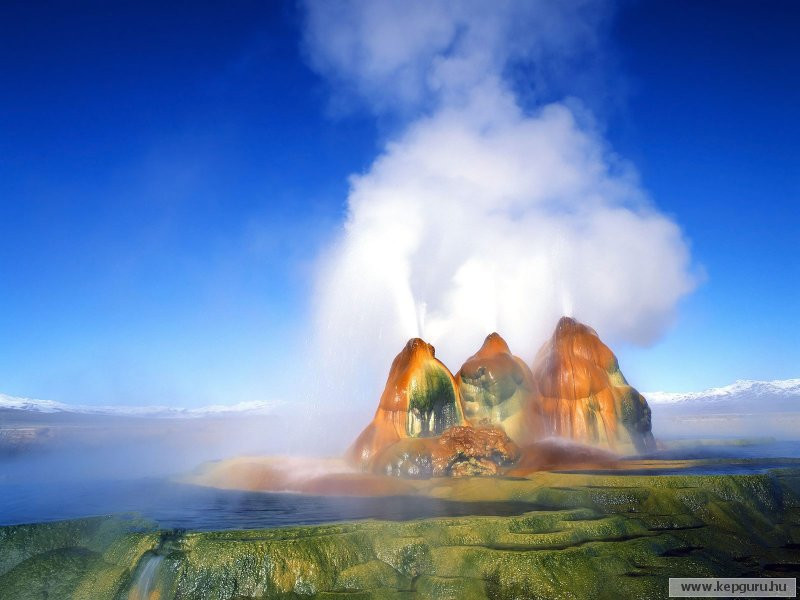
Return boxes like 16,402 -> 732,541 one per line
1,469 -> 799,599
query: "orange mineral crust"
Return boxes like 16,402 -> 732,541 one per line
507,439 -> 620,475
531,317 -> 656,454
455,332 -> 544,445
347,338 -> 465,470
183,456 -> 418,497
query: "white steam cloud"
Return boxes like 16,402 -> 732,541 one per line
303,0 -> 697,410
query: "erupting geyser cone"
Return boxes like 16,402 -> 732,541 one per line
455,333 -> 544,445
347,338 -> 465,469
531,316 -> 656,454
345,318 -> 656,478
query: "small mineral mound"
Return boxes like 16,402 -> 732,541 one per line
373,425 -> 520,478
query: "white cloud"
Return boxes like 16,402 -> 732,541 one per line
302,0 -> 698,410
302,0 -> 610,114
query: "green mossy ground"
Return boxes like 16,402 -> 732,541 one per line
2,470 -> 799,599
0,515 -> 158,600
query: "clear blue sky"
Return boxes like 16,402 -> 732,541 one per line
0,1 -> 797,405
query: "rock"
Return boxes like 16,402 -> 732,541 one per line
348,317 -> 656,473
372,425 -> 520,478
455,332 -> 544,445
347,338 -> 465,470
531,317 -> 656,454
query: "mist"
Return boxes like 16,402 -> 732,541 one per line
0,409 -> 359,485
303,0 -> 697,412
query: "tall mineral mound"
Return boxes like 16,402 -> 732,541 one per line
531,316 -> 656,454
347,338 -> 465,469
455,333 -> 544,445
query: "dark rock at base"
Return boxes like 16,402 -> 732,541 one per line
373,425 -> 520,478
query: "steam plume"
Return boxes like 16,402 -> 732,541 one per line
302,0 -> 697,411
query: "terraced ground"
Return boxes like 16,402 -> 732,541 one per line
1,469 -> 799,599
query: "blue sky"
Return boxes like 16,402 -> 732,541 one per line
0,1 -> 797,406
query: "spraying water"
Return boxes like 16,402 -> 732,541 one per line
128,554 -> 164,600
305,1 -> 697,413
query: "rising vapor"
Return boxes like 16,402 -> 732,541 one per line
302,0 -> 697,412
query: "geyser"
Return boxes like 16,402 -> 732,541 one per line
306,0 -> 698,420
348,316 -> 656,477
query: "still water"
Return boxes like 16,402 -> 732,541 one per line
0,478 -> 541,530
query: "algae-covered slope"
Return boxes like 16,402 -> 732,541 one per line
0,516 -> 159,600
2,470 -> 800,599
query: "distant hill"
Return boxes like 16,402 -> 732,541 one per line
0,393 -> 280,419
646,379 -> 800,414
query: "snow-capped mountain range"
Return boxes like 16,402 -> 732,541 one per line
0,393 -> 280,418
2,379 -> 797,418
645,379 -> 800,413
